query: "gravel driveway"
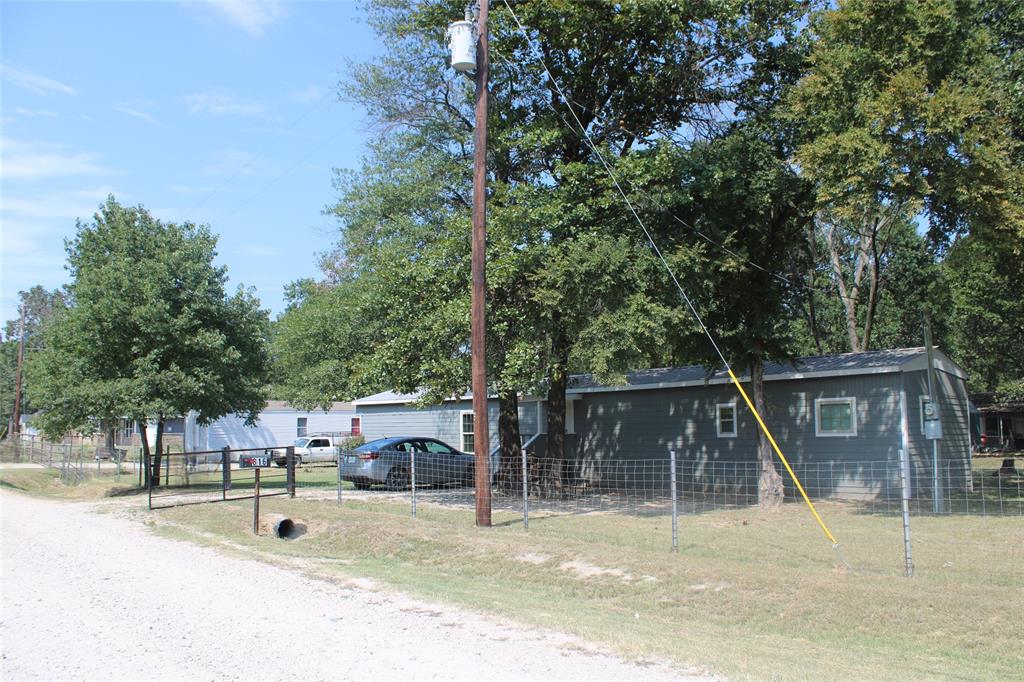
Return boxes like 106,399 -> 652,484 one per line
0,491 -> 713,681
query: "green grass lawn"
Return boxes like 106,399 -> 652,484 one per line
3,466 -> 1021,680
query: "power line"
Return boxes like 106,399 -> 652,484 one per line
488,47 -> 859,306
186,91 -> 336,215
497,0 -> 842,551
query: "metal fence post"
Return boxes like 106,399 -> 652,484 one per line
286,446 -> 296,498
147,448 -> 153,510
410,448 -> 417,518
670,450 -> 678,553
522,447 -> 529,529
898,450 -> 914,577
253,468 -> 261,535
335,447 -> 343,505
221,446 -> 231,499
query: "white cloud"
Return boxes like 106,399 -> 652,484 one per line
113,105 -> 157,124
0,62 -> 77,96
1,187 -> 115,221
15,106 -> 58,118
185,91 -> 265,117
289,84 -> 322,103
191,1 -> 288,38
0,138 -> 114,180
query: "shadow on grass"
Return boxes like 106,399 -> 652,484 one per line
0,478 -> 30,492
105,486 -> 147,498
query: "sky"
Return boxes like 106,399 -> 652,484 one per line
1,0 -> 387,328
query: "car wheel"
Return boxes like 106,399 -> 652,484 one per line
354,480 -> 371,491
385,467 -> 409,491
462,464 -> 475,487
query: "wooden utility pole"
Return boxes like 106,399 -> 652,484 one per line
11,305 -> 26,436
472,0 -> 492,526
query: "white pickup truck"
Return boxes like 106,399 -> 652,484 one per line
272,434 -> 340,466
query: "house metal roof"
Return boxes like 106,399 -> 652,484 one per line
353,347 -> 966,405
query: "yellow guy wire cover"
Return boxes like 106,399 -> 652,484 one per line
726,369 -> 839,546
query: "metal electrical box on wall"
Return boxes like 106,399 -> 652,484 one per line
922,399 -> 943,439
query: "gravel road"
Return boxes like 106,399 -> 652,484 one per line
0,490 -> 713,681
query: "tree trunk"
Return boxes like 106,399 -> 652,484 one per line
496,388 -> 522,492
751,354 -> 784,509
543,337 -> 568,496
102,420 -> 115,451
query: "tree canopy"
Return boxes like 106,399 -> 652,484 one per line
29,197 -> 272,454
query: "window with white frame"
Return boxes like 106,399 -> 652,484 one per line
461,411 -> 475,453
815,397 -> 857,437
296,417 -> 307,437
350,417 -> 361,436
716,403 -> 737,437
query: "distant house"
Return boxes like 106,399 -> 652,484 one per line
353,348 -> 972,498
184,401 -> 359,452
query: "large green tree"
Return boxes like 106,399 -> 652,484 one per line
322,0 -> 811,478
788,0 -> 1024,351
30,197 -> 272,484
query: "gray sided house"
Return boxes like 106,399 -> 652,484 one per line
353,348 -> 971,499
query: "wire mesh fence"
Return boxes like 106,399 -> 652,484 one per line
336,449 -> 1022,519
1,435 -> 154,485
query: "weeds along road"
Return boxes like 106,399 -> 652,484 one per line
0,490 -> 712,682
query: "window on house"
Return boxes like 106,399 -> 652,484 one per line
717,403 -> 737,437
461,411 -> 475,453
815,397 -> 857,437
350,417 -> 361,436
296,417 -> 307,437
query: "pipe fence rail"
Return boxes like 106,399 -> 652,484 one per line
146,447 -> 296,510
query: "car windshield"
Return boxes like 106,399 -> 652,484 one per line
354,437 -> 401,452
293,438 -> 310,448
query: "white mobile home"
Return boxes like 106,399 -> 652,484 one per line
185,401 -> 359,452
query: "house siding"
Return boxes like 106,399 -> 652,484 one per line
902,369 -> 972,496
190,408 -> 356,453
358,400 -> 500,452
573,373 -> 906,497
348,352 -> 971,499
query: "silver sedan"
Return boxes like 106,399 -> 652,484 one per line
340,436 -> 475,490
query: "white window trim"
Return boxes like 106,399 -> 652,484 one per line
716,402 -> 737,438
815,397 -> 858,437
460,410 -> 475,453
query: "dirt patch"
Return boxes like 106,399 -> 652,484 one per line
559,560 -> 632,582
515,552 -> 550,565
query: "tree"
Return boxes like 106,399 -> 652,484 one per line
326,0 -> 812,484
944,232 -> 1024,395
0,286 -> 69,436
646,126 -> 813,508
787,0 -> 1024,350
29,197 -> 272,484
